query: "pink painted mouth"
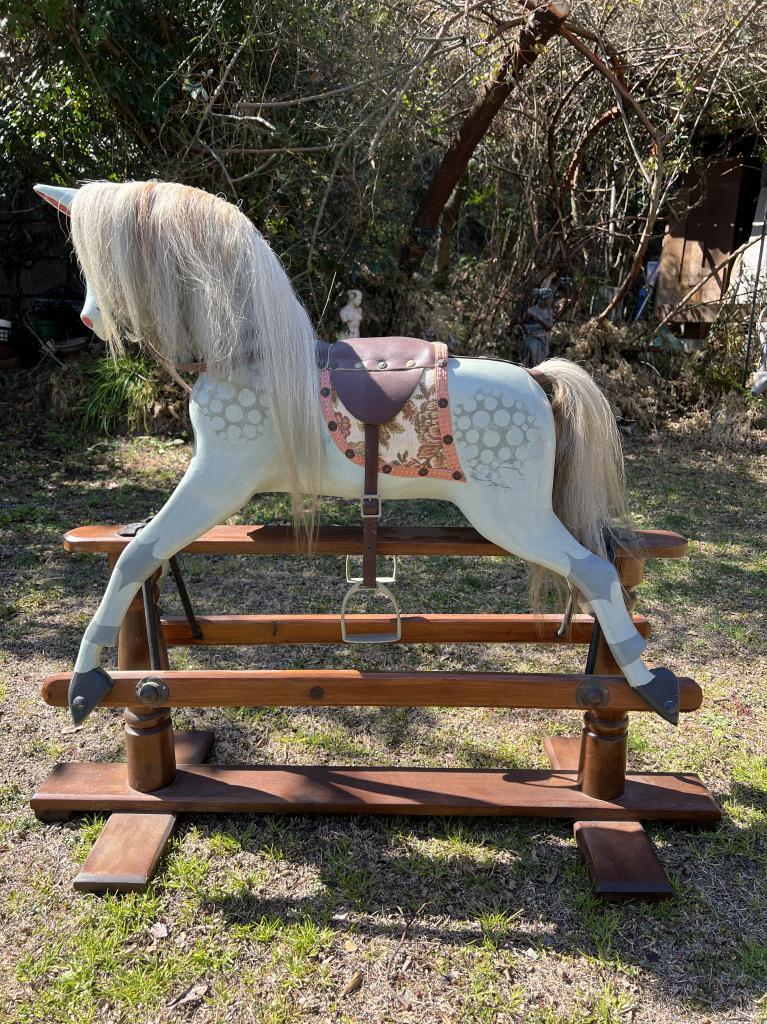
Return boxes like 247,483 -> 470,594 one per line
81,315 -> 93,329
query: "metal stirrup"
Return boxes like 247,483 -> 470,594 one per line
340,580 -> 402,644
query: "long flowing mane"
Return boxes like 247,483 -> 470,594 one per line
70,180 -> 322,531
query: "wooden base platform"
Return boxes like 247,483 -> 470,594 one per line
32,763 -> 720,822
72,730 -> 213,893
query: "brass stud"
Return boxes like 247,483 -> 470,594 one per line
405,359 -> 416,368
378,360 -> 388,369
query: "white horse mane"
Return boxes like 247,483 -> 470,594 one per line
70,180 -> 323,531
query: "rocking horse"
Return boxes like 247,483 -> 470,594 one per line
30,181 -> 719,899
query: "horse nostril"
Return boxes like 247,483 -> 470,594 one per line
82,315 -> 93,328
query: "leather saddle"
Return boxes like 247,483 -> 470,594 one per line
317,336 -> 441,641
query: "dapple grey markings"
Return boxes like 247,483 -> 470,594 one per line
453,390 -> 540,486
193,373 -> 269,442
565,550 -> 621,604
608,631 -> 647,666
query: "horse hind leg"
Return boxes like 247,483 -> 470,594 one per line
455,497 -> 680,724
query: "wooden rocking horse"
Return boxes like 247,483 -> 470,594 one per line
30,181 -> 719,899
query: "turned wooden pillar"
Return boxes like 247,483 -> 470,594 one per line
577,709 -> 629,800
108,556 -> 176,792
124,706 -> 176,792
576,555 -> 645,802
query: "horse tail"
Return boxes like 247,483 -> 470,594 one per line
536,357 -> 630,561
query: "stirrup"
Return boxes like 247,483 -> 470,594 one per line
340,580 -> 402,644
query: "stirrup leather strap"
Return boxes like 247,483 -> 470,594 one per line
361,423 -> 380,588
340,421 -> 401,643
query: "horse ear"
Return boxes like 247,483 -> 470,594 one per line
34,184 -> 78,216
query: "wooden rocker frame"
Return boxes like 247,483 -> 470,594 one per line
31,524 -> 720,899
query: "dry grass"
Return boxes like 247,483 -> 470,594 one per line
1,400 -> 766,1024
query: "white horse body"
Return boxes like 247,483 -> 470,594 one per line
34,180 -> 680,724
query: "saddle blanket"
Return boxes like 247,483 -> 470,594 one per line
318,342 -> 465,481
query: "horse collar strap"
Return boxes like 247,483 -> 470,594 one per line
319,336 -> 440,642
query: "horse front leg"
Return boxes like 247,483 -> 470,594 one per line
69,448 -> 261,723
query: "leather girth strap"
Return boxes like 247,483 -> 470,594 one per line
362,423 -> 380,587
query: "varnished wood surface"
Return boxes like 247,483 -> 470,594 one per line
42,669 -> 703,713
30,763 -> 722,821
543,735 -> 582,770
161,613 -> 650,647
574,820 -> 674,901
72,730 -> 214,893
73,814 -> 176,893
64,524 -> 688,560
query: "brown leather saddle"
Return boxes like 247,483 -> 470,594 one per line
317,336 -> 442,642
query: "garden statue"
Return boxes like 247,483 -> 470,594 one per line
338,288 -> 363,340
522,286 -> 554,367
34,181 -> 681,726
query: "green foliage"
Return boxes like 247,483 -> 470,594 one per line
79,352 -> 161,435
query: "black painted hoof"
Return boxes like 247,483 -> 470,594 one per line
68,667 -> 114,725
634,667 -> 680,726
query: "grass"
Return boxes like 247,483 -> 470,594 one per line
0,394 -> 766,1022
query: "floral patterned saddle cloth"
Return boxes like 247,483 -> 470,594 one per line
318,341 -> 465,481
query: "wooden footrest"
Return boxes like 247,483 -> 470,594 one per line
32,764 -> 720,822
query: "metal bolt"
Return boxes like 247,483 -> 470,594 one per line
135,677 -> 169,706
378,360 -> 388,369
72,696 -> 87,711
664,699 -> 678,711
309,686 -> 325,700
576,682 -> 608,708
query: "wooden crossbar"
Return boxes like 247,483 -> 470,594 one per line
161,612 -> 650,647
43,669 -> 702,713
63,524 -> 688,561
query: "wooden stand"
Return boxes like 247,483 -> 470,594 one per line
70,564 -> 213,892
32,525 -> 719,898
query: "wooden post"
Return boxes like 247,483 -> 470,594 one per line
575,557 -> 644,801
110,557 -> 176,793
577,709 -> 629,800
124,707 -> 176,792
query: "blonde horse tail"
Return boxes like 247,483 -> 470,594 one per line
536,357 -> 630,562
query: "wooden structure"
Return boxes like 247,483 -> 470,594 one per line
31,524 -> 720,899
655,156 -> 762,333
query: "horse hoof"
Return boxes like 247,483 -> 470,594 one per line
68,667 -> 114,725
634,667 -> 680,725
